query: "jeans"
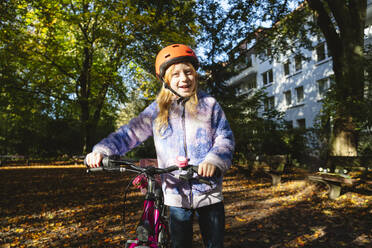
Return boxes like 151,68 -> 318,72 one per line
169,202 -> 225,248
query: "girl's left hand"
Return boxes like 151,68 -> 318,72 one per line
198,162 -> 217,177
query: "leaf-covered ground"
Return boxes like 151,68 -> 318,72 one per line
0,164 -> 371,247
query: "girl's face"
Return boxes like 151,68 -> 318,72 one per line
167,63 -> 197,98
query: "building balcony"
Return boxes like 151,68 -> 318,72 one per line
226,66 -> 257,87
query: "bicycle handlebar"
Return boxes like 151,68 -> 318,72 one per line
85,155 -> 221,186
85,156 -> 179,174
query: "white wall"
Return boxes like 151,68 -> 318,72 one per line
229,1 -> 372,129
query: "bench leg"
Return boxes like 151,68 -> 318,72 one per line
328,183 -> 341,200
270,174 -> 281,186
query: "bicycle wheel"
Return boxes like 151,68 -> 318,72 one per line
125,241 -> 151,248
157,203 -> 171,248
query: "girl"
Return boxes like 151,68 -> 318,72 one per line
86,44 -> 235,248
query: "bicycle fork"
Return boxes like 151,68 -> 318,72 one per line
126,189 -> 167,247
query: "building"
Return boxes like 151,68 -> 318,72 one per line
227,1 -> 372,129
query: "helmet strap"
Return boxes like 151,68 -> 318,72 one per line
161,80 -> 189,104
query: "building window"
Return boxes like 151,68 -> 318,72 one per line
241,77 -> 257,92
317,78 -> 328,98
262,69 -> 273,85
246,56 -> 253,68
295,55 -> 302,71
296,86 -> 304,103
285,120 -> 293,129
317,75 -> 334,98
247,79 -> 257,90
284,61 -> 290,76
284,90 -> 292,106
264,96 -> 275,111
297,118 -> 306,129
316,42 -> 327,62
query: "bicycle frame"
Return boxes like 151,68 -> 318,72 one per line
126,174 -> 169,248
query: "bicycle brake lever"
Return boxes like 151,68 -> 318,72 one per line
197,178 -> 212,186
190,165 -> 222,178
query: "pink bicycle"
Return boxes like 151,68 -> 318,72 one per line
86,155 -> 214,248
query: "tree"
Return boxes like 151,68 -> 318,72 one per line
306,0 -> 367,156
1,0 -> 198,153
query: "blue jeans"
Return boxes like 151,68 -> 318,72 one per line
169,202 -> 225,248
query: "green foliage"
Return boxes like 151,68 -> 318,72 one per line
0,0 -> 198,156
196,0 -> 311,63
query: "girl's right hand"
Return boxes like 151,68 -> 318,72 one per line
85,152 -> 104,168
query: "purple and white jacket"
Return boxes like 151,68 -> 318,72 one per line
93,91 -> 235,209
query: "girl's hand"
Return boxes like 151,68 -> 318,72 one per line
85,152 -> 104,168
198,162 -> 217,177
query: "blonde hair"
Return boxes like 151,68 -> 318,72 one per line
155,63 -> 198,134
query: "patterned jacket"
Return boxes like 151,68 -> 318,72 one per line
93,91 -> 235,209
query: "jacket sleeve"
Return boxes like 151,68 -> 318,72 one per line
203,101 -> 235,173
92,102 -> 157,156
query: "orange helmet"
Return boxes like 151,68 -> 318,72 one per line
155,44 -> 199,79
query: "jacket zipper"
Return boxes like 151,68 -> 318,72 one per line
181,102 -> 193,208
182,104 -> 188,158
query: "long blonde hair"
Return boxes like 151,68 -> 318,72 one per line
155,63 -> 198,134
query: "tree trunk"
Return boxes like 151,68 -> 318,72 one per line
78,47 -> 93,154
307,0 -> 367,159
330,117 -> 357,156
78,44 -> 111,154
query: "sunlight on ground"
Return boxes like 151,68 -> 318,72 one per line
0,165 -> 85,170
223,177 -> 371,247
285,225 -> 327,247
1,166 -> 371,247
2,201 -> 132,247
224,180 -> 317,223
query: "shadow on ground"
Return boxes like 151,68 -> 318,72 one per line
0,165 -> 371,247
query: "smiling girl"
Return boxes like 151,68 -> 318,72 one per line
86,44 -> 235,248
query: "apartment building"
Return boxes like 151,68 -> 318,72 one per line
227,1 -> 372,129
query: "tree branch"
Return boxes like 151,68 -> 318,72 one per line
326,0 -> 350,35
306,0 -> 341,57
5,83 -> 74,103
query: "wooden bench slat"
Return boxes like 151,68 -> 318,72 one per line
310,174 -> 354,185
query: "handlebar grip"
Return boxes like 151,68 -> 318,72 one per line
190,165 -> 222,178
84,156 -> 104,173
198,178 -> 212,186
101,156 -> 110,167
84,155 -> 120,173
87,167 -> 104,173
178,172 -> 212,186
83,156 -> 104,167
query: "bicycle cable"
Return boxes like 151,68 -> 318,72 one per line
122,172 -> 143,234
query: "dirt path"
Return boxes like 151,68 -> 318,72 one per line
0,165 -> 371,247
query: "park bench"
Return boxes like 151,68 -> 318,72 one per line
0,155 -> 26,166
307,155 -> 372,200
72,155 -> 86,165
307,172 -> 355,200
262,155 -> 288,186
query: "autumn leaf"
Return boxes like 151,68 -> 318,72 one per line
234,216 -> 246,222
1,164 -> 371,247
